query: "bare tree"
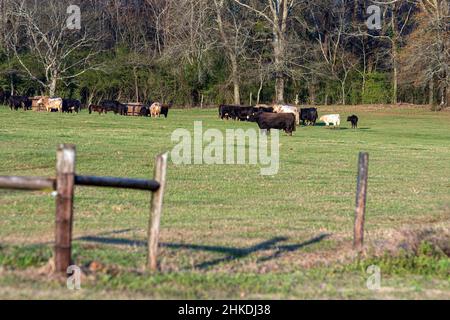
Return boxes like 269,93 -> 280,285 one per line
233,0 -> 299,103
213,0 -> 251,105
399,0 -> 449,107
5,0 -> 102,96
310,0 -> 358,105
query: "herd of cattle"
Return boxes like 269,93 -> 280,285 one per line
2,93 -> 360,134
88,101 -> 170,118
219,104 -> 359,135
3,94 -> 170,118
6,95 -> 82,113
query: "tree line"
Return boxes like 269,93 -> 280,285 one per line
0,0 -> 448,108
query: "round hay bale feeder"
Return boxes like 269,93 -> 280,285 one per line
126,102 -> 145,116
31,96 -> 48,112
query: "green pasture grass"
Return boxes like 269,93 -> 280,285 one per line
0,105 -> 449,299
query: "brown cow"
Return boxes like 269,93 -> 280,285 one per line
150,102 -> 162,118
89,104 -> 106,114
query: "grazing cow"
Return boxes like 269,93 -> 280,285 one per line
219,105 -> 228,119
62,99 -> 82,113
219,104 -> 239,120
235,106 -> 254,121
100,100 -> 128,115
150,102 -> 162,118
273,104 -> 300,126
347,115 -> 359,129
89,104 -> 106,114
251,112 -> 296,136
220,104 -> 270,122
9,96 -> 30,111
320,114 -> 341,127
300,108 -> 318,126
37,97 -> 63,112
139,106 -> 150,117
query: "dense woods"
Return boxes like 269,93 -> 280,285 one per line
0,0 -> 448,107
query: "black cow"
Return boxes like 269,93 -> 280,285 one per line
235,106 -> 254,121
160,104 -> 171,118
251,112 -> 296,136
219,104 -> 237,120
0,90 -> 11,105
100,100 -> 128,115
255,106 -> 274,113
300,108 -> 318,126
347,115 -> 359,129
9,96 -> 30,111
219,105 -> 255,121
62,99 -> 82,113
24,98 -> 32,110
139,106 -> 150,117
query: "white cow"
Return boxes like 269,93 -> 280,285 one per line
37,97 -> 63,112
273,104 -> 300,125
150,102 -> 162,118
320,114 -> 341,127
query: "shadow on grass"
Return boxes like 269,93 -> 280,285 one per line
76,233 -> 331,270
307,123 -> 327,127
301,123 -> 363,131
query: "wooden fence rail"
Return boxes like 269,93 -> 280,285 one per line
0,176 -> 160,192
0,176 -> 55,190
0,144 -> 168,274
74,176 -> 160,191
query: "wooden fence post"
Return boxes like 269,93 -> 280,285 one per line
147,153 -> 168,271
55,144 -> 76,273
354,152 -> 369,252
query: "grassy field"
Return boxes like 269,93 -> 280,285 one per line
0,104 -> 449,299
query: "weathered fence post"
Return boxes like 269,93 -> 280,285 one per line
354,152 -> 369,252
147,153 -> 168,271
55,144 -> 76,273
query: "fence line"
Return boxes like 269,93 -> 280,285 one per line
1,147 -> 369,272
0,144 -> 168,274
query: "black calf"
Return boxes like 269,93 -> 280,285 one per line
347,115 -> 359,129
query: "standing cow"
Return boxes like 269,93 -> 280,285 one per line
62,99 -> 82,113
37,97 -> 63,112
300,108 -> 318,126
0,90 -> 11,106
320,114 -> 341,127
273,105 -> 300,126
347,115 -> 359,129
160,104 -> 171,118
150,102 -> 162,118
100,100 -> 128,115
251,112 -> 296,136
9,96 -> 30,111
